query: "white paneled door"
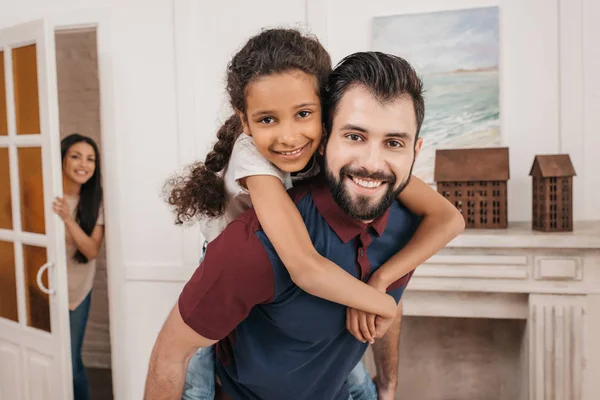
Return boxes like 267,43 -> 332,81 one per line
0,19 -> 72,399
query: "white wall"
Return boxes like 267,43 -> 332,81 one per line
1,0 -> 599,399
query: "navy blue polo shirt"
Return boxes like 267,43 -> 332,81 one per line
178,178 -> 421,400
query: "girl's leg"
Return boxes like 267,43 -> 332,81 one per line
182,345 -> 216,400
69,293 -> 92,400
347,360 -> 378,400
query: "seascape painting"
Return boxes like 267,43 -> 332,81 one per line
372,7 -> 501,182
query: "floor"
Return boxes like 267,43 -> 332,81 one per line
88,368 -> 113,400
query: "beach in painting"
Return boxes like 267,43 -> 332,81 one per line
416,68 -> 500,182
372,7 -> 501,182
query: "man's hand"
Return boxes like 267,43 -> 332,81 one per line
346,278 -> 395,342
374,375 -> 396,400
370,301 -> 403,400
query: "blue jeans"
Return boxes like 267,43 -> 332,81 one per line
183,346 -> 377,400
348,360 -> 378,400
182,346 -> 215,400
69,292 -> 92,400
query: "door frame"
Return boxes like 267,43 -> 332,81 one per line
50,8 -> 126,399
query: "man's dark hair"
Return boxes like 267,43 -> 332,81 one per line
323,51 -> 425,139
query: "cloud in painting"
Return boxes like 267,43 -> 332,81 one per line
372,7 -> 499,75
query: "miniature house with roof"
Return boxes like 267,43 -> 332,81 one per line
529,154 -> 576,232
434,147 -> 510,229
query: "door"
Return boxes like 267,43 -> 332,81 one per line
0,19 -> 72,399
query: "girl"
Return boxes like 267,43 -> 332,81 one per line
53,133 -> 105,400
165,29 -> 464,399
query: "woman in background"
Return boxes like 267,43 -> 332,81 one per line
53,133 -> 105,400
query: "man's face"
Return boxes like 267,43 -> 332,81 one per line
323,85 -> 423,222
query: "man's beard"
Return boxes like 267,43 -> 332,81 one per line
325,163 -> 413,221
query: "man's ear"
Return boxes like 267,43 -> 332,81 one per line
413,136 -> 424,159
318,124 -> 327,156
235,109 -> 250,136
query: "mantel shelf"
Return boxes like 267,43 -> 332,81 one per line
446,221 -> 600,249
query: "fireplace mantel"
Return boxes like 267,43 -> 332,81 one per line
371,221 -> 600,400
444,221 -> 600,249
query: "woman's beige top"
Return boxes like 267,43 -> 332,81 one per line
64,194 -> 104,310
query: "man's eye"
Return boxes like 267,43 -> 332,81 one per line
347,134 -> 363,142
387,140 -> 404,148
259,116 -> 275,124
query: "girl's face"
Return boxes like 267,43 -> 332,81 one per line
62,141 -> 96,186
239,70 -> 323,173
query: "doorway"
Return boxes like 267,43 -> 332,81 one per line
55,27 -> 113,399
0,14 -> 121,399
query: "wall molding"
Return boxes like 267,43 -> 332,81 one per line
427,254 -> 529,265
529,294 -> 585,399
172,0 -> 206,267
414,265 -> 528,280
402,290 -> 529,319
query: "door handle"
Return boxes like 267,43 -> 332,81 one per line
36,262 -> 55,295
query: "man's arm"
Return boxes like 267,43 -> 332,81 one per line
372,300 -> 403,399
144,304 -> 217,400
144,219 -> 274,399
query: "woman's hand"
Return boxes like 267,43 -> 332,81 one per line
52,197 -> 73,222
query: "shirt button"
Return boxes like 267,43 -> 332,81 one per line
359,249 -> 364,257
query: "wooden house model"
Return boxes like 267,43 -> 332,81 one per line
434,147 -> 510,229
529,154 -> 576,232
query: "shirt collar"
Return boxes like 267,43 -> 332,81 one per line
310,177 -> 390,243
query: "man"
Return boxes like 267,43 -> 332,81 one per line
145,51 -> 425,400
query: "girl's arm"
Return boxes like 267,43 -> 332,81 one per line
369,176 -> 465,289
53,197 -> 105,260
244,175 -> 398,319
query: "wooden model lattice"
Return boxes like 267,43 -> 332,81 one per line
438,180 -> 507,229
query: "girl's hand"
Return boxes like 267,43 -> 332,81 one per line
346,307 -> 377,344
346,276 -> 396,342
346,305 -> 395,342
52,197 -> 72,222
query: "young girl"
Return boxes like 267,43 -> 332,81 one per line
53,133 -> 105,400
166,29 -> 464,399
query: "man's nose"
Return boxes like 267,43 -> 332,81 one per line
358,143 -> 386,173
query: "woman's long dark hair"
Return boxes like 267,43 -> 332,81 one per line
61,133 -> 103,263
164,28 -> 332,224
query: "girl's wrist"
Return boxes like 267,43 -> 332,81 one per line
369,271 -> 391,292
